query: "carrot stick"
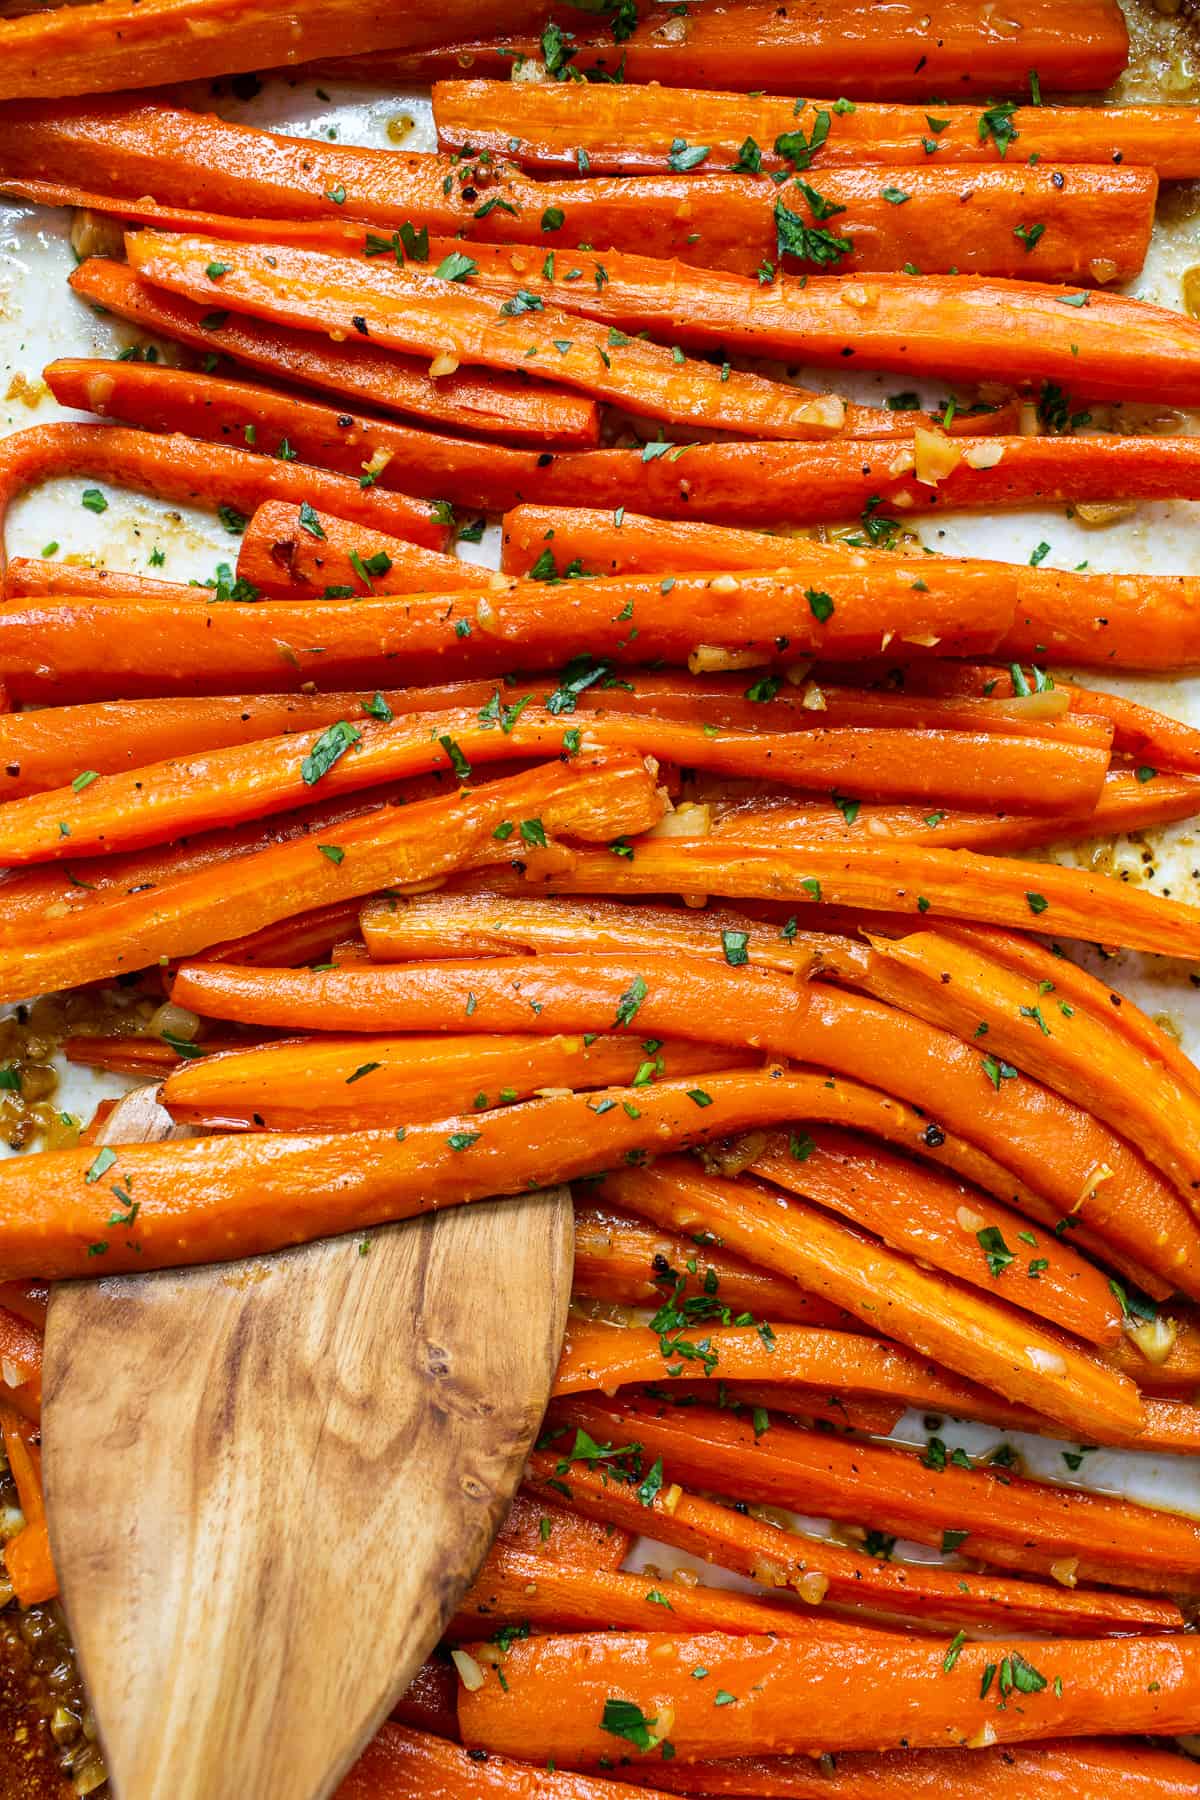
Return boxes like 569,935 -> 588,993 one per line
0,751 -> 662,1003
572,1204 -> 857,1332
450,1544 -> 870,1643
745,1128 -> 1121,1345
427,243 -> 1200,408
572,1391 -> 1200,1591
861,930 -> 1200,1211
51,355 -> 1200,547
0,1066 -> 971,1282
0,95 -> 778,275
337,1721 -> 677,1800
454,1630 -> 1200,1763
435,80 -> 1200,181
0,420 -> 449,581
4,560 -> 223,604
0,1 -> 555,101
67,256 -> 601,449
519,1452 -> 1182,1640
0,704 -> 1113,863
124,232 -> 858,441
631,1740 -> 1200,1800
160,1031 -> 742,1131
64,1035 -> 256,1079
497,1491 -> 630,1572
236,502 -> 490,600
0,1405 -> 55,1604
321,0 -> 1131,99
194,898 -> 381,971
175,953 -> 1200,1300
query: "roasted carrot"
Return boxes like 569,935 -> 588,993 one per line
236,502 -> 490,600
0,0 -> 554,100
0,1406 -> 55,1605
160,1032 -> 741,1131
519,1453 -> 1181,1640
0,1284 -> 47,1331
435,80 -> 1200,181
496,1491 -> 630,1572
125,232 -> 856,440
554,1391 -> 1200,1587
173,954 -> 1200,1299
0,1305 -> 42,1424
0,420 -> 449,576
388,1663 -> 460,1742
0,1066 -> 989,1282
194,899 -> 383,972
67,257 -> 601,449
51,356 -> 1200,545
861,930 -> 1200,1210
4,561 -> 225,605
746,1128 -> 1121,1346
0,96 -> 778,274
323,0 -> 1131,98
337,1721 -> 679,1800
455,1629 -> 1200,1762
0,751 -> 662,1004
0,703 -> 1114,863
63,1036 -> 256,1079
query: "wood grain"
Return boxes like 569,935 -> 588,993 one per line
42,1088 -> 572,1800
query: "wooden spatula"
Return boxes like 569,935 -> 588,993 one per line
40,1085 -> 573,1800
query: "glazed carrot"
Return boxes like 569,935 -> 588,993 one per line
0,703 -> 1114,863
450,1545 -> 867,1643
64,1036 -> 255,1079
0,1284 -> 47,1330
455,1630 -> 1200,1763
0,420 -> 448,568
160,1032 -> 741,1131
0,752 -> 662,1004
641,1740 -> 1200,1800
125,232 -> 855,441
437,245 -> 1200,407
436,80 -> 1200,181
51,356 -> 1200,547
236,502 -> 490,600
497,1491 -> 630,1572
388,1663 -> 460,1741
0,96 -> 777,274
0,1406 -> 55,1605
572,1204 -> 857,1331
195,899 -> 380,971
0,1305 -> 41,1423
747,1128 -> 1121,1345
175,954 -> 1200,1299
862,931 -> 1200,1208
67,258 -> 601,449
0,1067 -> 980,1281
325,0 -> 1130,98
338,1722 -> 676,1800
3,560 -> 222,604
553,1391 -> 1199,1587
520,1452 -> 1180,1639
0,1 -> 552,100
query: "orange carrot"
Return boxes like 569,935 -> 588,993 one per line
0,1066 -> 968,1282
255,949 -> 1200,1299
125,231 -> 857,440
553,1391 -> 1199,1588
67,256 -> 601,449
193,898 -> 382,971
338,1721 -> 684,1800
0,1284 -> 47,1330
50,355 -> 1200,546
496,1491 -> 629,1572
0,752 -> 662,1003
64,1035 -> 255,1079
4,560 -> 223,604
0,1406 -> 55,1604
0,1305 -> 41,1423
236,502 -> 490,600
160,1031 -> 741,1131
455,1629 -> 1200,1762
322,0 -> 1131,99
388,1662 -> 460,1742
519,1452 -> 1181,1641
435,80 -> 1200,181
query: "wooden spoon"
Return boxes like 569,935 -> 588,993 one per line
41,1085 -> 573,1799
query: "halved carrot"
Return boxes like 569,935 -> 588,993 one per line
236,502 -> 490,600
551,1391 -> 1199,1585
0,751 -> 662,1003
387,1664 -> 460,1743
125,231 -> 857,441
747,1128 -> 1121,1345
0,1305 -> 41,1423
4,561 -> 223,604
455,1629 -> 1200,1763
338,1721 -> 690,1800
0,1284 -> 47,1330
435,79 -> 1200,181
0,704 -> 1113,863
321,0 -> 1131,98
67,257 -> 601,449
0,1406 -> 55,1604
50,356 -> 1200,546
0,1066 -> 968,1282
64,1036 -> 258,1079
176,953 -> 1200,1299
519,1452 -> 1180,1639
160,1031 -> 742,1131
862,931 -> 1200,1210
497,1491 -> 629,1573
194,899 -> 385,972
